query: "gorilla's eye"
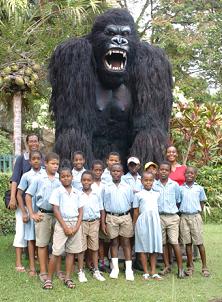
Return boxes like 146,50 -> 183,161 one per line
104,49 -> 127,72
122,31 -> 130,37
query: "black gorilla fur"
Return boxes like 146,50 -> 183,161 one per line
49,9 -> 173,166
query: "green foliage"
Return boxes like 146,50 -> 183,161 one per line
0,172 -> 11,196
171,87 -> 222,166
0,130 -> 13,154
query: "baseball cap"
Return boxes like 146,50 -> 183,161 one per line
127,157 -> 140,165
144,162 -> 158,170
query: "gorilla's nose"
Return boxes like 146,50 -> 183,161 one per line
111,35 -> 128,46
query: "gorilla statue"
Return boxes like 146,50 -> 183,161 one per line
49,8 -> 173,166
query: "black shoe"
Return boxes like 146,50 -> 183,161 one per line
132,259 -> 143,271
177,269 -> 185,279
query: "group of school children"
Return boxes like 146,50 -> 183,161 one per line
11,147 -> 210,290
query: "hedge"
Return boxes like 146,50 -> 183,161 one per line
0,166 -> 222,234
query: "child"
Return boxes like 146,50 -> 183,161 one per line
153,161 -> 185,278
122,157 -> 143,193
101,163 -> 134,281
79,171 -> 105,282
101,152 -> 121,184
133,172 -> 162,280
16,150 -> 44,276
43,167 -> 84,289
25,152 -> 61,283
72,151 -> 86,190
179,166 -> 210,277
91,160 -> 110,272
144,162 -> 158,181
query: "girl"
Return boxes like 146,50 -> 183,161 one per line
16,150 -> 44,275
72,151 -> 86,190
133,172 -> 162,280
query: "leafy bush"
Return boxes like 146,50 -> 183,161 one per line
0,173 -> 10,197
0,130 -> 13,154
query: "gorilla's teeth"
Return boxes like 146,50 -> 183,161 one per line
109,50 -> 112,55
121,63 -> 124,69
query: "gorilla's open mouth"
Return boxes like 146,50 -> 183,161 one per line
104,49 -> 127,72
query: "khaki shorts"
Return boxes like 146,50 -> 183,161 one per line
106,213 -> 134,240
82,220 -> 100,251
35,212 -> 55,247
52,220 -> 83,256
179,213 -> 203,245
160,214 -> 180,245
99,229 -> 110,243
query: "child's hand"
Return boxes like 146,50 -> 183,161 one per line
101,223 -> 107,235
71,226 -> 78,235
22,212 -> 29,223
8,197 -> 17,210
64,226 -> 73,236
32,212 -> 43,222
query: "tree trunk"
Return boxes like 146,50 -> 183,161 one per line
13,91 -> 22,156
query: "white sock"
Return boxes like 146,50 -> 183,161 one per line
111,258 -> 119,270
125,260 -> 132,271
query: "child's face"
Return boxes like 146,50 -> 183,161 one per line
185,167 -> 196,183
73,154 -> 85,171
106,155 -> 120,170
60,170 -> 73,187
92,164 -> 104,180
110,165 -> 123,182
81,174 -> 93,190
142,173 -> 154,190
146,165 -> 157,176
128,162 -> 140,175
159,164 -> 170,181
45,159 -> 59,175
30,153 -> 41,170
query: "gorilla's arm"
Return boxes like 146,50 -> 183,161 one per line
130,42 -> 173,163
49,38 -> 97,163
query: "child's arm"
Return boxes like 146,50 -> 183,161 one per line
53,205 -> 73,236
133,208 -> 139,225
72,206 -> 83,235
101,210 -> 107,235
17,189 -> 29,223
26,193 -> 43,222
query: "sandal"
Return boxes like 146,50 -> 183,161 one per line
64,279 -> 75,289
15,266 -> 26,272
39,272 -> 48,283
202,268 -> 210,277
185,267 -> 194,277
28,270 -> 37,277
151,273 -> 163,281
56,271 -> 65,281
159,266 -> 171,276
43,279 -> 53,290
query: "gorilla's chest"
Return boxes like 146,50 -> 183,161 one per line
95,83 -> 132,124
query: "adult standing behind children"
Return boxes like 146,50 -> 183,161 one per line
166,145 -> 186,186
25,152 -> 61,283
179,166 -> 210,277
8,134 -> 41,273
101,163 -> 134,281
153,161 -> 185,278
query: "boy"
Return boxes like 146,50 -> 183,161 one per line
91,160 -> 110,272
101,152 -> 121,184
43,167 -> 84,289
72,151 -> 86,190
79,171 -> 105,282
25,152 -> 61,282
153,161 -> 185,278
144,161 -> 158,181
179,166 -> 210,277
101,164 -> 134,281
122,157 -> 143,193
17,150 -> 44,276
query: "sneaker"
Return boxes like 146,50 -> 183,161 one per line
109,268 -> 119,279
125,269 -> 134,281
93,270 -> 106,282
78,270 -> 88,283
142,273 -> 150,280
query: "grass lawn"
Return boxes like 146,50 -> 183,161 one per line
0,224 -> 221,302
